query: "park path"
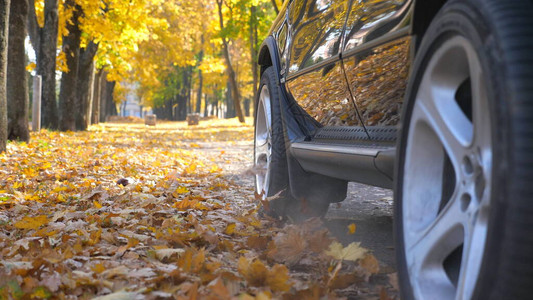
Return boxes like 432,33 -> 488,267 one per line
0,119 -> 397,299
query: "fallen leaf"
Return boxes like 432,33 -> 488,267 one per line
266,264 -> 291,292
225,223 -> 236,235
359,254 -> 380,275
325,242 -> 368,262
348,223 -> 356,235
14,215 -> 49,230
93,291 -> 143,300
154,248 -> 185,261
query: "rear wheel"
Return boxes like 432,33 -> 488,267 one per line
395,0 -> 533,299
254,66 -> 329,220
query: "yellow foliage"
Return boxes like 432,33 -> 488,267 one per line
14,215 -> 49,230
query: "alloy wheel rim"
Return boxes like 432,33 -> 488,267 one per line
402,36 -> 492,300
254,85 -> 272,197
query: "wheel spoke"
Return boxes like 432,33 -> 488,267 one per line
413,74 -> 472,169
467,48 -> 493,200
456,211 -> 488,300
407,191 -> 467,267
406,191 -> 469,298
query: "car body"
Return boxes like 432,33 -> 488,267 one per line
257,0 -> 416,198
255,0 -> 533,299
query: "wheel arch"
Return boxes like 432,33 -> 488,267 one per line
256,37 -> 349,205
412,0 -> 448,49
257,37 -> 282,80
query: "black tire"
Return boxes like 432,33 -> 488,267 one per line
395,0 -> 533,299
254,66 -> 329,221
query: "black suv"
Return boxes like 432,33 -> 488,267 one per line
254,0 -> 533,299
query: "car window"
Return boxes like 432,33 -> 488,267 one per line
288,0 -> 349,75
344,0 -> 410,51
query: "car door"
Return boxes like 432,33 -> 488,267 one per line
341,0 -> 413,139
285,0 -> 363,128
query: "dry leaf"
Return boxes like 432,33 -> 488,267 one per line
348,223 -> 356,235
238,257 -> 268,287
154,248 -> 185,261
270,228 -> 307,265
93,291 -> 143,300
266,264 -> 291,292
14,215 -> 49,230
359,254 -> 380,275
325,242 -> 368,262
225,223 -> 236,235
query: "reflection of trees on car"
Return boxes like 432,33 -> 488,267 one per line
344,0 -> 408,49
344,39 -> 409,126
287,63 -> 360,126
289,0 -> 348,73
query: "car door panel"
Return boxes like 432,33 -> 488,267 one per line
286,61 -> 361,126
342,0 -> 412,136
285,0 -> 363,127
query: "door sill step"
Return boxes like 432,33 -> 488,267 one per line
290,141 -> 395,189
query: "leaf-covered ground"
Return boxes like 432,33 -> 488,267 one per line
0,119 -> 396,299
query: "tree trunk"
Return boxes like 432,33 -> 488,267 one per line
250,5 -> 259,117
196,36 -> 204,114
27,0 -> 39,58
99,70 -> 107,122
0,0 -> 9,153
203,95 -> 208,117
91,69 -> 103,124
214,97 -> 218,118
196,70 -> 203,114
104,80 -> 116,120
75,41 -> 98,130
7,0 -> 29,142
216,0 -> 245,123
86,63 -> 95,125
177,67 -> 191,121
58,0 -> 81,131
244,98 -> 251,117
28,0 -> 59,129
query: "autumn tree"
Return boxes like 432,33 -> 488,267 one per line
58,0 -> 82,131
28,0 -> 59,129
76,42 -> 98,130
0,0 -> 8,153
216,0 -> 245,123
7,0 -> 29,142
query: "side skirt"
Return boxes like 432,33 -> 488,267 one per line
290,141 -> 395,189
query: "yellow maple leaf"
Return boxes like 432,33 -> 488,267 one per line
325,242 -> 368,262
266,264 -> 291,292
175,186 -> 189,194
14,215 -> 49,230
348,223 -> 356,235
238,257 -> 268,287
91,263 -> 106,274
225,223 -> 236,235
93,200 -> 102,209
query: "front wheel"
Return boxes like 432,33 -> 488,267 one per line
395,0 -> 533,299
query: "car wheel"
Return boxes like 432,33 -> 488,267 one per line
395,0 -> 533,299
254,66 -> 329,220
